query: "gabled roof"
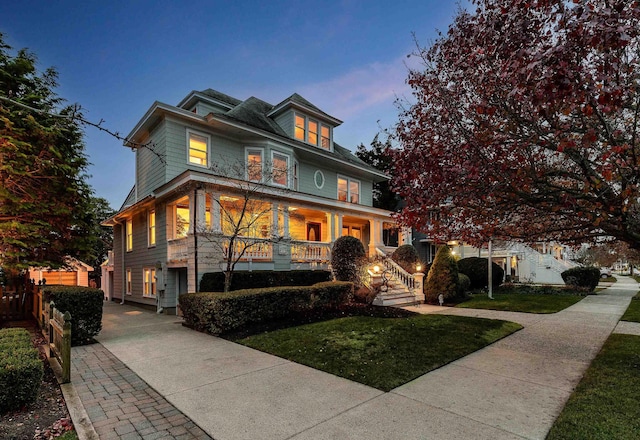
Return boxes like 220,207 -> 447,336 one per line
199,88 -> 243,107
267,93 -> 343,125
225,97 -> 288,137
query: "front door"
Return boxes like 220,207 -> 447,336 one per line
307,223 -> 321,241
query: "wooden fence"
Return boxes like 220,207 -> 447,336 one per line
0,290 -> 33,321
48,301 -> 71,384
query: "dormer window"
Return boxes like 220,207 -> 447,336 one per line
294,113 -> 332,150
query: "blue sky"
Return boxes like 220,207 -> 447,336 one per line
1,0 -> 468,209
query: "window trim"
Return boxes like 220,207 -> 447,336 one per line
126,269 -> 132,295
143,268 -> 157,298
186,129 -> 210,168
245,146 -> 264,183
126,219 -> 133,252
271,150 -> 290,188
337,175 -> 360,204
148,210 -> 156,248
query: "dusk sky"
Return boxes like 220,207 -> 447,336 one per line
1,0 -> 469,209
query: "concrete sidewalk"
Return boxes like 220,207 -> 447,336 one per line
69,276 -> 638,440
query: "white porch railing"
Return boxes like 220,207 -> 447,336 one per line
375,248 -> 416,292
221,236 -> 273,260
291,240 -> 331,262
168,238 -> 188,261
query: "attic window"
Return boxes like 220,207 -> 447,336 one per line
294,113 -> 332,150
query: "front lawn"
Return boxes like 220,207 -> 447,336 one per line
547,334 -> 640,440
456,293 -> 583,313
621,293 -> 640,323
237,314 -> 521,391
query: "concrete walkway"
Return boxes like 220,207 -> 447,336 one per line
69,276 -> 638,440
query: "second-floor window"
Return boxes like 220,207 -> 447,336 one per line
175,204 -> 190,238
188,131 -> 209,166
148,210 -> 156,247
126,219 -> 133,251
338,176 -> 360,204
272,152 -> 290,187
246,148 -> 264,182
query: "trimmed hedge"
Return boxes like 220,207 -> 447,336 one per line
561,267 -> 601,291
458,273 -> 471,296
331,236 -> 367,286
425,246 -> 460,303
391,245 -> 420,273
180,281 -> 353,335
0,328 -> 43,414
200,270 -> 332,292
458,257 -> 505,290
43,286 -> 104,346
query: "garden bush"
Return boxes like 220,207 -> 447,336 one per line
458,257 -> 505,290
391,244 -> 421,273
43,285 -> 104,346
424,246 -> 460,303
331,236 -> 367,286
180,281 -> 353,335
200,270 -> 332,292
561,267 -> 601,291
0,328 -> 43,414
457,273 -> 471,296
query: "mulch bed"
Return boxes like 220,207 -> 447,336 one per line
0,321 -> 75,440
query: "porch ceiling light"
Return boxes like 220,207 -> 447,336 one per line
220,196 -> 238,202
288,207 -> 298,211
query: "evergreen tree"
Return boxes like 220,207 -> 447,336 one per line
424,246 -> 459,304
0,34 -> 93,269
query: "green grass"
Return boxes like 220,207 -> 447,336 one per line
57,431 -> 78,440
621,293 -> 640,323
547,334 -> 640,440
237,314 -> 521,391
456,292 -> 584,313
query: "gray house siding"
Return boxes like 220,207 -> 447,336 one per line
113,223 -> 124,299
136,120 -> 167,199
274,111 -> 294,137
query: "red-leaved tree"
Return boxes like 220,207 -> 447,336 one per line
392,0 -> 640,249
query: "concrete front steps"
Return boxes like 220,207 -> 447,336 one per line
372,281 -> 424,307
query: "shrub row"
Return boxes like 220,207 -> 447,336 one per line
199,270 -> 333,292
458,257 -> 505,290
43,285 -> 104,346
0,328 -> 43,414
180,281 -> 353,335
561,267 -> 601,291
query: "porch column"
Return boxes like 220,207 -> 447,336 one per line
209,191 -> 221,232
196,189 -> 206,233
283,205 -> 290,239
326,212 -> 335,242
188,193 -> 196,234
401,227 -> 412,245
337,213 -> 343,237
377,220 -> 384,245
368,219 -> 377,256
272,202 -> 279,237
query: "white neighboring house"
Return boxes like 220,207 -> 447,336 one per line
450,241 -> 578,285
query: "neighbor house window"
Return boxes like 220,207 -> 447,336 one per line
272,151 -> 290,187
321,125 -> 330,149
295,115 -> 306,141
143,268 -> 156,297
246,147 -> 264,182
148,210 -> 156,247
188,131 -> 209,166
337,176 -> 360,203
126,269 -> 132,295
126,219 -> 133,251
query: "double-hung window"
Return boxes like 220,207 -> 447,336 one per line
188,131 -> 209,166
320,125 -> 330,149
246,148 -> 264,182
148,210 -> 156,247
126,269 -> 132,295
337,176 -> 360,204
294,113 -> 332,150
272,151 -> 290,187
126,219 -> 133,251
143,268 -> 156,297
295,115 -> 306,141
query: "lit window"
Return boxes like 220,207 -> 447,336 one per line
337,176 -> 360,204
175,205 -> 190,238
308,120 -> 318,145
188,132 -> 208,166
295,115 -> 306,141
126,219 -> 133,251
143,268 -> 156,297
272,152 -> 289,187
321,125 -> 330,149
126,269 -> 132,295
246,148 -> 263,182
148,210 -> 156,246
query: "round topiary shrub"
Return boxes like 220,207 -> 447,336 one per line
561,266 -> 600,291
458,257 -> 505,290
331,236 -> 367,287
457,273 -> 471,296
424,246 -> 460,303
391,244 -> 421,273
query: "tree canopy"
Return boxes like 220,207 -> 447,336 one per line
392,0 -> 640,249
355,134 -> 400,211
0,34 -> 95,269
